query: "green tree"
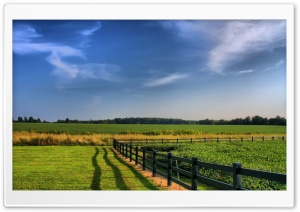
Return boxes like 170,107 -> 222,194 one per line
29,116 -> 34,123
17,117 -> 24,122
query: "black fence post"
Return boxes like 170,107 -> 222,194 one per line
272,136 -> 274,140
122,143 -> 125,156
241,137 -> 243,142
252,137 -> 254,142
217,137 -> 219,142
192,157 -> 198,190
233,162 -> 242,190
142,148 -> 146,171
130,144 -> 132,162
162,139 -> 164,144
262,136 -> 264,142
191,138 -> 193,143
282,136 -> 284,140
125,143 -> 128,158
229,137 -> 231,142
177,138 -> 179,144
119,142 -> 121,153
153,150 -> 157,177
204,138 -> 206,143
135,147 -> 138,165
167,152 -> 172,187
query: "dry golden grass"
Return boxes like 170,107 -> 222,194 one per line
13,131 -> 285,146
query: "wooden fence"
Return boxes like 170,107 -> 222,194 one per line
115,136 -> 285,145
113,140 -> 286,190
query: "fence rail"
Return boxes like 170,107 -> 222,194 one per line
116,136 -> 285,145
113,140 -> 286,190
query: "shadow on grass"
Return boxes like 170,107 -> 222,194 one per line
107,148 -> 159,190
103,148 -> 130,190
90,147 -> 101,190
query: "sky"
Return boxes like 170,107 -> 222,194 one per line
13,20 -> 286,122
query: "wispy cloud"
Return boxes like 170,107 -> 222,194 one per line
13,23 -> 119,81
235,69 -> 254,75
144,73 -> 187,87
264,59 -> 285,72
80,21 -> 101,36
157,20 -> 286,74
207,21 -> 286,74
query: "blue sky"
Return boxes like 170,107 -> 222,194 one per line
13,20 -> 286,122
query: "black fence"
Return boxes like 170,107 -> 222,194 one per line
113,140 -> 286,190
114,136 -> 285,145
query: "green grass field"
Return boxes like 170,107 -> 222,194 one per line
13,146 -> 159,190
13,123 -> 286,135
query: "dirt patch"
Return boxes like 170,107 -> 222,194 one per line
112,148 -> 187,190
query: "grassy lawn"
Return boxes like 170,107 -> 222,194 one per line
13,146 -> 159,190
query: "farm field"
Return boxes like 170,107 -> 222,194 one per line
13,123 -> 286,146
13,123 -> 286,135
138,140 -> 286,190
13,146 -> 159,190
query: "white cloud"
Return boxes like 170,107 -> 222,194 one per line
77,63 -> 120,81
47,54 -> 79,79
80,21 -> 101,36
14,42 -> 85,58
13,24 -> 41,42
235,69 -> 254,75
13,23 -> 119,81
207,21 -> 286,74
158,20 -> 286,74
144,73 -> 187,87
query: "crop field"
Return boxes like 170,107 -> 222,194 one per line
141,140 -> 286,190
13,123 -> 286,135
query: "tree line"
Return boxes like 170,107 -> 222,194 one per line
54,115 -> 286,126
14,116 -> 45,123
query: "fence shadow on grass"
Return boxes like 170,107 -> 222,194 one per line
91,147 -> 102,190
103,148 -> 130,190
108,148 -> 159,190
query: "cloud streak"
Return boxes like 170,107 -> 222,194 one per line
207,21 -> 286,74
13,22 -> 119,81
144,73 -> 187,87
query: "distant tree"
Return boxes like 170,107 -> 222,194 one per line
65,118 -> 70,123
37,118 -> 41,123
24,116 -> 28,122
244,116 -> 251,125
17,116 -> 24,122
28,116 -> 34,123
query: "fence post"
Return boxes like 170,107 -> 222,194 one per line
191,157 -> 198,190
122,143 -> 125,156
262,136 -> 264,142
135,147 -> 138,165
252,137 -> 254,142
162,139 -> 164,144
217,137 -> 219,142
177,138 -> 179,144
191,138 -> 193,143
233,162 -> 242,190
167,152 -> 172,187
241,137 -> 243,142
142,149 -> 146,171
130,144 -> 132,162
282,136 -> 284,140
125,143 -> 128,158
153,150 -> 157,177
119,142 -> 121,153
229,137 -> 231,142
272,136 -> 274,140
204,138 -> 206,143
